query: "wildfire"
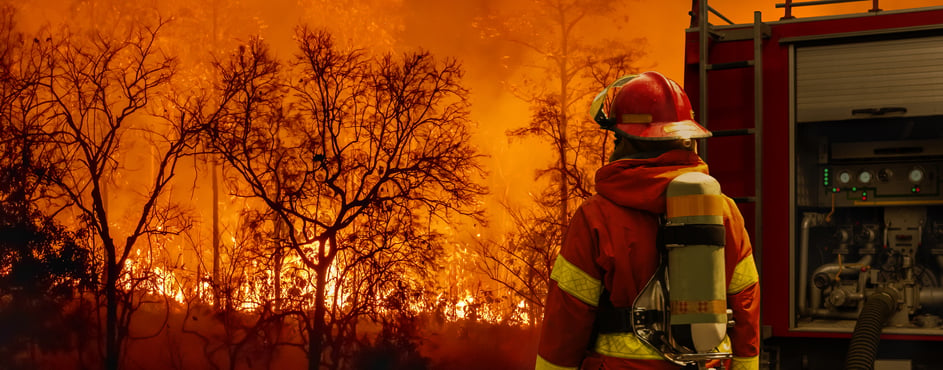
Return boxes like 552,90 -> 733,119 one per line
116,232 -> 532,327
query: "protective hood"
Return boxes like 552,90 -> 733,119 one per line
594,149 -> 709,214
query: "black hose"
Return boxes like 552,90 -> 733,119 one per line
844,290 -> 899,370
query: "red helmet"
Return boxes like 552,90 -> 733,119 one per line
591,71 -> 711,141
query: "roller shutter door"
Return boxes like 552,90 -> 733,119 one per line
796,35 -> 943,122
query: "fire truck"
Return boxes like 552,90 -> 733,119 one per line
684,0 -> 943,368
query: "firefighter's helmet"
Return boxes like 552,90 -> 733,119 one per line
591,71 -> 711,141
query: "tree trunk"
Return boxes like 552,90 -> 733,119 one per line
105,259 -> 120,370
308,266 -> 328,370
274,248 -> 283,311
212,161 -> 221,310
558,23 -> 571,239
558,90 -> 569,237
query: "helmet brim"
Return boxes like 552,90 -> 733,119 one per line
614,120 -> 712,141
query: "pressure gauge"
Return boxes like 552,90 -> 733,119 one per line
838,171 -> 852,185
909,167 -> 925,183
858,170 -> 873,184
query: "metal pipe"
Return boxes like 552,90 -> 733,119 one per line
708,6 -> 735,25
936,255 -> 943,285
811,255 -> 873,287
919,287 -> 943,310
799,213 -> 826,315
776,0 -> 870,8
810,255 -> 872,310
807,308 -> 860,320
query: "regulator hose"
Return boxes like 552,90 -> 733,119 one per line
844,290 -> 899,370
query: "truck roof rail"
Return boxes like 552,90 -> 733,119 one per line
776,0 -> 881,20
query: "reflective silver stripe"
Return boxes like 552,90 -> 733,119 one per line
731,355 -> 759,370
550,255 -> 602,307
728,255 -> 759,294
594,332 -> 665,360
535,355 -> 577,370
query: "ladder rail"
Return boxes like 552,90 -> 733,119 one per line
694,0 -> 765,278
698,0 -> 709,161
753,10 -> 764,278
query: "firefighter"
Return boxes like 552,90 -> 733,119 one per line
535,71 -> 760,370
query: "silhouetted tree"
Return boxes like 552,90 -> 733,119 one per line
0,6 -> 97,367
27,18 -> 203,370
205,28 -> 486,370
479,0 -> 647,223
474,200 -> 558,327
474,0 -> 647,320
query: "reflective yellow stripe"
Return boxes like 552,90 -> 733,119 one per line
622,113 -> 652,123
595,333 -> 733,362
728,255 -> 759,294
666,194 -> 724,218
594,332 -> 665,360
731,355 -> 759,370
716,336 -> 732,353
535,355 -> 577,370
550,255 -> 602,307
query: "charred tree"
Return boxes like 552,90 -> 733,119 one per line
0,9 -> 98,367
25,19 -> 203,370
205,29 -> 485,370
474,0 -> 647,319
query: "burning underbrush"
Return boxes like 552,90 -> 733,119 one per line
5,289 -> 539,370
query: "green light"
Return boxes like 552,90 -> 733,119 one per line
852,187 -> 857,192
862,192 -> 868,196
824,168 -> 830,173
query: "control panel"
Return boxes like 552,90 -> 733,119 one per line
820,162 -> 940,206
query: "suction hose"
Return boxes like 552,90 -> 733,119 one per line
843,289 -> 900,370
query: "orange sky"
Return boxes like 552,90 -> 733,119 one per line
10,0 -> 943,235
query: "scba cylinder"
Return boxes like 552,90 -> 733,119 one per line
665,172 -> 727,353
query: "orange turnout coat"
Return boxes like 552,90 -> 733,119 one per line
536,149 -> 760,370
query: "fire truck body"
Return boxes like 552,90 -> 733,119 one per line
684,2 -> 943,367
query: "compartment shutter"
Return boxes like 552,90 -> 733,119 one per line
796,35 -> 943,122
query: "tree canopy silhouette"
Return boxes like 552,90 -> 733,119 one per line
203,27 -> 486,369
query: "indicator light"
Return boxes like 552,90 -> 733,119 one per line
852,187 -> 857,192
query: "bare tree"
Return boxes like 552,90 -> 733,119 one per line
477,0 -> 647,226
204,28 -> 485,369
320,202 -> 447,368
475,200 -> 559,327
474,0 -> 647,319
30,18 -> 203,370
